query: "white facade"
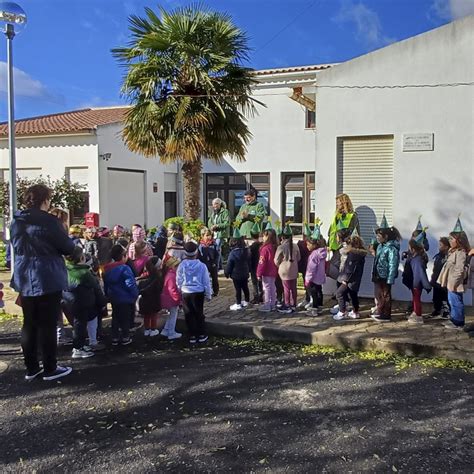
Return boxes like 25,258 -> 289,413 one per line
0,122 -> 177,228
314,16 -> 474,301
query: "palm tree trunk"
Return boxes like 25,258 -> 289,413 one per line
182,160 -> 202,221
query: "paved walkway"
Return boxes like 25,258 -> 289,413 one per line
1,272 -> 473,363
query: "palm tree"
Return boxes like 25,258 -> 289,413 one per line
112,5 -> 261,220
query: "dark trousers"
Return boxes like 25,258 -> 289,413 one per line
72,309 -> 89,349
250,271 -> 263,302
111,303 -> 134,340
182,292 -> 206,337
276,275 -> 283,302
208,265 -> 219,296
307,282 -> 323,308
432,285 -> 448,312
375,281 -> 392,318
233,279 -> 250,304
21,292 -> 61,373
336,284 -> 359,312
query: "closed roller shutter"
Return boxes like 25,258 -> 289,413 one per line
337,135 -> 394,297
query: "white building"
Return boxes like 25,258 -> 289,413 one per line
314,16 -> 474,300
0,107 -> 179,228
201,64 -> 333,230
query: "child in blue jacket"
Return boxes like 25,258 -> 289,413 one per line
225,235 -> 250,311
103,244 -> 139,345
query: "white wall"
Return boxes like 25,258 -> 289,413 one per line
314,17 -> 474,301
202,85 -> 316,221
0,134 -> 100,212
96,123 -> 178,228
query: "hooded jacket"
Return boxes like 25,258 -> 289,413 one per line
372,240 -> 400,285
103,261 -> 139,304
305,247 -> 327,286
337,247 -> 367,292
256,243 -> 278,279
437,249 -> 468,292
161,267 -> 181,309
176,259 -> 212,299
10,208 -> 75,296
198,240 -> 219,269
62,262 -> 106,317
207,206 -> 230,239
225,247 -> 250,281
274,240 -> 301,280
137,273 -> 163,314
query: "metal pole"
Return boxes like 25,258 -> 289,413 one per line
6,24 -> 17,218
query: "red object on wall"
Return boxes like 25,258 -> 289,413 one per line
85,212 -> 99,228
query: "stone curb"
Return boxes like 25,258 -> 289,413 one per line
176,317 -> 474,364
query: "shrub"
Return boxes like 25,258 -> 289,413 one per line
163,217 -> 206,241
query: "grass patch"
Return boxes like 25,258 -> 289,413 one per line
0,241 -> 6,269
215,337 -> 474,373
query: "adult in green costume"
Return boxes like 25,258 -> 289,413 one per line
236,189 -> 267,239
208,198 -> 230,270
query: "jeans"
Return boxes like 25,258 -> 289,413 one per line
21,292 -> 61,374
261,276 -> 276,307
233,278 -> 250,304
182,292 -> 206,337
215,238 -> 223,270
163,306 -> 179,334
87,317 -> 98,345
336,284 -> 360,312
448,291 -> 464,326
111,303 -> 134,340
282,279 -> 297,307
307,282 -> 323,308
374,281 -> 392,318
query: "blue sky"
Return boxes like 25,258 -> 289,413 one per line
0,0 -> 473,121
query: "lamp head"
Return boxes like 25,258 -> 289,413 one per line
0,2 -> 27,35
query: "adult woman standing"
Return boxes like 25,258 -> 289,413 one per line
208,198 -> 230,268
10,184 -> 75,381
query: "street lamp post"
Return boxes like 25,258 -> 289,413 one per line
0,2 -> 27,221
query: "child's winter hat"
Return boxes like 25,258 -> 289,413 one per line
303,220 -> 312,238
170,233 -> 184,245
97,226 -> 110,238
132,227 -> 146,242
452,214 -> 463,233
113,224 -> 124,234
282,222 -> 293,237
69,224 -> 81,235
184,241 -> 198,257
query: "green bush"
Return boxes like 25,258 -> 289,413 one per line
163,217 -> 206,241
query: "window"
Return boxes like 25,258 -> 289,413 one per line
205,173 -> 270,222
0,168 -> 42,182
164,192 -> 177,220
70,192 -> 90,225
281,172 -> 315,232
305,109 -> 316,129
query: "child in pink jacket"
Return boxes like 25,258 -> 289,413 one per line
257,229 -> 279,312
160,257 -> 182,340
305,235 -> 327,316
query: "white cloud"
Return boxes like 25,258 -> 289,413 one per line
0,62 -> 63,104
431,0 -> 474,20
333,1 -> 396,48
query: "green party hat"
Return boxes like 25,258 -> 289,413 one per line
351,227 -> 359,238
251,220 -> 261,235
303,220 -> 312,238
453,214 -> 463,233
264,220 -> 273,231
311,218 -> 322,240
336,219 -> 348,231
370,227 -> 377,246
379,211 -> 389,229
275,220 -> 282,236
414,227 -> 428,243
282,222 -> 293,236
232,223 -> 241,239
415,215 -> 423,232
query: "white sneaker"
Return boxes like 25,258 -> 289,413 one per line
333,311 -> 348,321
72,348 -> 94,359
348,310 -> 360,319
304,302 -> 313,310
370,306 -> 378,315
330,304 -> 339,315
167,331 -> 182,340
230,303 -> 242,311
408,313 -> 424,324
149,329 -> 160,337
241,301 -> 249,308
144,329 -> 151,336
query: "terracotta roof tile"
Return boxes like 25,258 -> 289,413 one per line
0,107 -> 129,137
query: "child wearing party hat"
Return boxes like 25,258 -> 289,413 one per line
257,228 -> 279,312
274,223 -> 301,313
249,219 -> 263,304
225,225 -> 251,310
437,215 -> 471,329
296,220 -> 313,309
371,213 -> 402,323
430,237 -> 451,318
404,232 -> 432,324
304,220 -> 327,316
333,228 -> 368,321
